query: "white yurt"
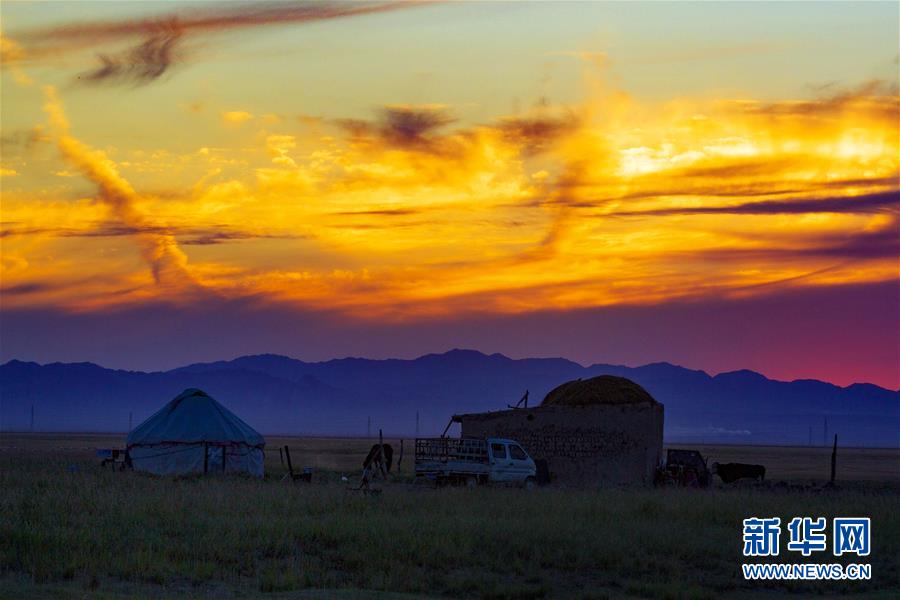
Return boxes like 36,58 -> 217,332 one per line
126,388 -> 265,477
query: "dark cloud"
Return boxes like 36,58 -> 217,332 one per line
335,118 -> 375,140
335,107 -> 578,161
0,226 -> 41,239
15,1 -> 417,87
179,230 -> 307,246
336,105 -> 456,153
608,189 -> 900,218
0,279 -> 145,299
615,176 -> 900,204
661,216 -> 899,265
78,20 -> 183,86
333,208 -> 422,217
738,80 -> 898,121
0,128 -> 49,152
378,106 -> 456,149
0,283 -> 54,296
1,224 -> 159,239
527,174 -> 900,213
495,114 -> 577,154
72,224 -> 171,237
1,223 -> 171,239
800,219 -> 900,261
331,221 -> 423,231
669,157 -> 799,181
0,222 -> 306,245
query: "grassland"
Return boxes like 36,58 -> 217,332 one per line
1,434 -> 898,599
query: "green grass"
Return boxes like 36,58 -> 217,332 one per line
1,448 -> 898,598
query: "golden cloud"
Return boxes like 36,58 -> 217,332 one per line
221,110 -> 254,125
3,79 -> 897,319
39,86 -> 201,299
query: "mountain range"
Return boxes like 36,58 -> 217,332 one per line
1,349 -> 897,447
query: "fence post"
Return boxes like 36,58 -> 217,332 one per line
377,429 -> 386,477
284,445 -> 295,478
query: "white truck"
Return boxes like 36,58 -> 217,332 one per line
414,437 -> 537,488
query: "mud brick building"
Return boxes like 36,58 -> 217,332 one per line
453,376 -> 664,486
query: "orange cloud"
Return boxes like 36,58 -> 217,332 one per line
221,110 -> 254,125
4,77 -> 897,320
41,86 -> 200,296
0,31 -> 33,86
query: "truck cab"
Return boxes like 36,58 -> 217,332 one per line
486,438 -> 537,485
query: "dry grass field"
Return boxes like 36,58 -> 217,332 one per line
1,434 -> 898,599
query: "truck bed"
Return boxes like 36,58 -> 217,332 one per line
414,437 -> 489,478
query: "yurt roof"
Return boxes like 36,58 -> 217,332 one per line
540,375 -> 657,407
127,388 -> 264,447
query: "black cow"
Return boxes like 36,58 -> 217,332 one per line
712,462 -> 766,484
362,443 -> 394,475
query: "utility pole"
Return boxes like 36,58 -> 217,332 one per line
830,434 -> 838,484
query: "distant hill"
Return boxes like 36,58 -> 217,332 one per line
1,349 -> 898,446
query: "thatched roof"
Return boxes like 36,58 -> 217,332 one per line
541,375 -> 657,407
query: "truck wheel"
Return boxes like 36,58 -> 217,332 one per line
524,476 -> 536,490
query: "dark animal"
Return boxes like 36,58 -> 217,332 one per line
712,462 -> 766,483
363,443 -> 393,474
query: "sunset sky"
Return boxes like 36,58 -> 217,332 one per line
1,1 -> 898,388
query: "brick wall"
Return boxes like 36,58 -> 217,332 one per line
458,403 -> 663,486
